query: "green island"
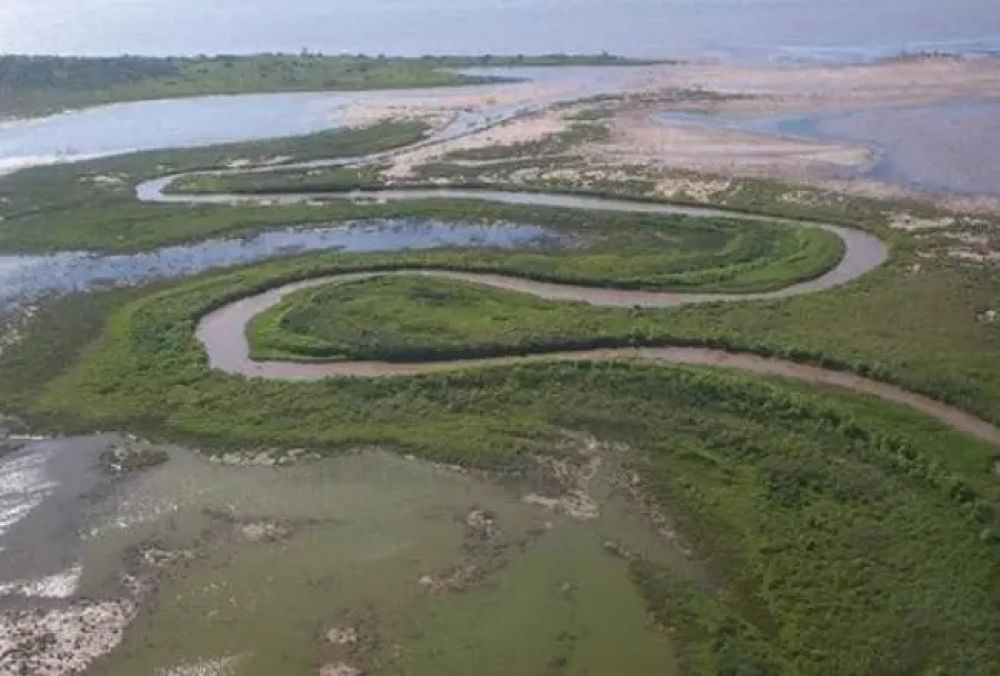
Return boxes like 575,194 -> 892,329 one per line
1,55 -> 999,675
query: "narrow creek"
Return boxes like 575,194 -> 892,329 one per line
196,270 -> 1000,447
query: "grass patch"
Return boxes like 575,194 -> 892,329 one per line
248,275 -> 616,361
168,165 -> 384,195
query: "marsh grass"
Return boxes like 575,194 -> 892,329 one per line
6,272 -> 999,674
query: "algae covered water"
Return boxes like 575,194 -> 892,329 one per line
1,432 -> 687,674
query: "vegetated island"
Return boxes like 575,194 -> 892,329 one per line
0,52 -> 663,119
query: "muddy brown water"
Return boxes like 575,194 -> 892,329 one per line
151,179 -> 996,446
198,270 -> 1000,447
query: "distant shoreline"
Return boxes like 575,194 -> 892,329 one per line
0,52 -> 664,120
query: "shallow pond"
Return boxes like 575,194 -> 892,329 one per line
0,433 -> 689,674
658,99 -> 1000,197
0,219 -> 557,316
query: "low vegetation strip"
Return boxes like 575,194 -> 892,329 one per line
248,275 -> 611,362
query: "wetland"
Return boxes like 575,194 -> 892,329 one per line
1,50 -> 999,675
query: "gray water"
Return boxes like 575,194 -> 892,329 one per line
3,0 -> 999,62
658,100 -> 1000,197
0,92 -> 353,174
0,220 -> 556,316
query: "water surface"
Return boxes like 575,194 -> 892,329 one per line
0,92 -> 352,174
658,100 -> 1000,197
0,434 -> 686,675
3,0 -> 998,62
0,219 -> 556,316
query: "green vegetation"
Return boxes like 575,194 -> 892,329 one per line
630,561 -> 777,674
169,165 -> 382,195
247,276 -> 611,361
1,155 -> 998,673
618,362 -> 1000,674
0,53 -> 655,119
